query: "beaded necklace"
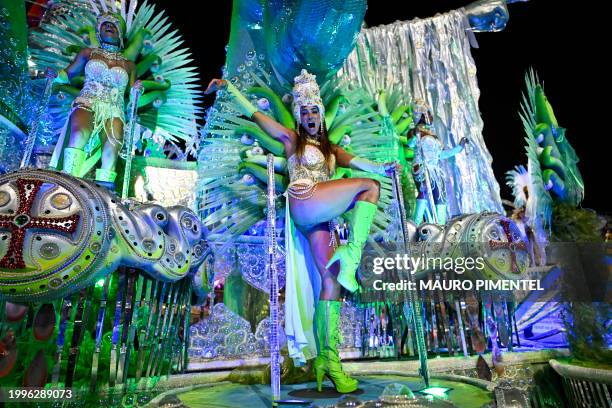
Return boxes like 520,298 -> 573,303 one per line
99,43 -> 123,59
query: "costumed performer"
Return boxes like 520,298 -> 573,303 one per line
206,70 -> 398,394
49,12 -> 139,191
409,100 -> 468,225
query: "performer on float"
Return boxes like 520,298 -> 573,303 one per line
409,100 -> 468,225
206,70 -> 397,394
49,13 -> 139,190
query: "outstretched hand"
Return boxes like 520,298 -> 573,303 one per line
205,78 -> 227,95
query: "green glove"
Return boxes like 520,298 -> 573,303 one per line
349,156 -> 388,176
225,81 -> 257,118
54,69 -> 70,85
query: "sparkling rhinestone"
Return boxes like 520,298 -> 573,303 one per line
0,191 -> 9,207
50,193 -> 72,210
142,239 -> 155,251
13,214 -> 30,227
39,242 -> 60,259
90,242 -> 102,253
181,216 -> 193,229
174,252 -> 185,264
49,277 -> 63,288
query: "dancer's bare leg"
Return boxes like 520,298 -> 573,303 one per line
290,177 -> 380,229
305,224 -> 342,300
101,117 -> 124,171
66,108 -> 93,149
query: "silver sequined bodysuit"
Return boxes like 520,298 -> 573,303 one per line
73,48 -> 129,145
412,133 -> 463,201
287,144 -> 336,200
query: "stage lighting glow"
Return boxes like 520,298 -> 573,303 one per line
420,387 -> 451,398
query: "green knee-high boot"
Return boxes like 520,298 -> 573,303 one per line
61,148 -> 86,176
326,200 -> 377,293
313,300 -> 358,393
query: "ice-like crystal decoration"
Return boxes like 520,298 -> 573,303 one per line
189,303 -> 286,360
337,10 -> 504,215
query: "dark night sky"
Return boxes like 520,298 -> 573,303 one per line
155,1 -> 607,212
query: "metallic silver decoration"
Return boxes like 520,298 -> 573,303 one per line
464,0 -> 527,32
0,169 -> 107,302
339,301 -> 363,349
90,273 -> 111,390
189,303 -> 286,361
48,277 -> 62,288
337,10 -> 504,216
0,191 -> 10,207
266,153 -> 280,402
50,192 -> 72,210
141,238 -> 155,252
391,167 -> 430,387
20,68 -> 57,168
39,242 -> 60,259
0,169 -> 209,302
235,240 -> 286,294
51,296 -> 72,385
417,213 -> 529,280
131,160 -> 198,210
121,85 -> 143,200
181,214 -> 194,230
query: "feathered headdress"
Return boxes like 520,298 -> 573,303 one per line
96,12 -> 126,49
292,69 -> 325,123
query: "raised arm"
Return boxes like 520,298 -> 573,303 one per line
333,145 -> 355,168
55,47 -> 91,84
439,137 -> 469,160
251,111 -> 296,149
205,79 -> 296,154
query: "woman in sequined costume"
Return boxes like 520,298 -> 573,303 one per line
206,70 -> 397,393
409,103 -> 468,225
50,13 -> 138,190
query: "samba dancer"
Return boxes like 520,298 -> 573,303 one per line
206,70 -> 398,393
50,13 -> 139,190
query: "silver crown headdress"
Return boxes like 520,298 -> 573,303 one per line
412,98 -> 431,116
292,69 -> 325,123
96,13 -> 125,49
412,98 -> 433,125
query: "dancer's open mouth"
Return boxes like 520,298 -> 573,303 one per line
307,122 -> 315,128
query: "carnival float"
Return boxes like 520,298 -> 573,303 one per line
0,0 -> 609,407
